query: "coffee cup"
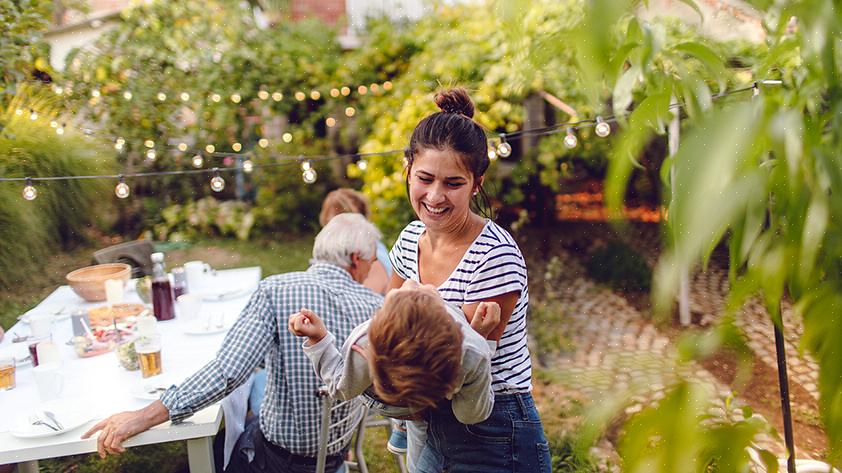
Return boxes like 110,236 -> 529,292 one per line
33,362 -> 64,400
176,293 -> 202,320
29,313 -> 53,339
183,261 -> 212,294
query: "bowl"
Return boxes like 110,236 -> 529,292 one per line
66,263 -> 131,302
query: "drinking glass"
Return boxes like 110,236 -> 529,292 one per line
0,356 -> 15,390
135,334 -> 162,378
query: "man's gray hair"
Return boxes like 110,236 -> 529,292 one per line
312,213 -> 381,268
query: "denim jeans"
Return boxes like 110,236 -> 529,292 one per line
415,393 -> 551,473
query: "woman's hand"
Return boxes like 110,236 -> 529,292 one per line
470,301 -> 501,338
288,308 -> 328,346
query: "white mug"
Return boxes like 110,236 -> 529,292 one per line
29,313 -> 53,339
183,261 -> 212,293
176,293 -> 202,320
32,362 -> 64,401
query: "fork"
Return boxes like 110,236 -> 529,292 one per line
43,410 -> 63,430
29,414 -> 59,432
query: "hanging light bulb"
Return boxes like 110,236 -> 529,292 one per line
123,91 -> 133,100
243,159 -> 254,173
115,137 -> 125,150
258,90 -> 269,100
146,149 -> 157,161
496,135 -> 512,157
340,86 -> 351,96
370,83 -> 380,93
180,92 -> 190,102
15,108 -> 23,116
91,89 -> 101,98
56,123 -> 66,135
595,116 -> 611,138
232,142 -> 242,152
230,93 -> 241,103
294,91 -> 306,101
210,169 -> 225,192
383,81 -> 393,91
29,109 -> 38,120
282,133 -> 293,143
211,93 -> 221,103
272,92 -> 283,101
302,168 -> 317,184
326,117 -> 336,127
563,128 -> 578,148
115,175 -> 130,198
177,142 -> 188,152
330,88 -> 340,98
357,159 -> 368,171
192,154 -> 204,168
157,92 -> 167,101
258,138 -> 269,148
301,160 -> 312,172
22,178 -> 37,201
205,144 -> 216,154
487,147 -> 498,161
310,90 -> 321,100
345,107 -> 356,117
54,86 -> 64,95
144,139 -> 155,148
357,85 -> 368,95
50,121 -> 58,128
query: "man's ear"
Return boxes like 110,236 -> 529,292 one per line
349,252 -> 360,269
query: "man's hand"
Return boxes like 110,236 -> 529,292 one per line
470,301 -> 501,338
288,308 -> 328,346
81,400 -> 168,458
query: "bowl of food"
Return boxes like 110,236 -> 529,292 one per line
66,263 -> 131,302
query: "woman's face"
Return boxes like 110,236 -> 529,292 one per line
408,148 -> 480,233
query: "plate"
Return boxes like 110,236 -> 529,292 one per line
183,319 -> 231,336
197,285 -> 252,302
18,308 -> 72,324
130,376 -> 175,401
9,400 -> 94,439
0,343 -> 31,367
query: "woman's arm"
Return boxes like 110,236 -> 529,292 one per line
363,261 -> 389,295
462,291 -> 519,342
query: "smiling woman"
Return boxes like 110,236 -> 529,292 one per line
388,88 -> 551,473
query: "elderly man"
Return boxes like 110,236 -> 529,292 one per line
83,213 -> 384,473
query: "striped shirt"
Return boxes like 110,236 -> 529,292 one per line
160,263 -> 383,456
389,220 -> 532,393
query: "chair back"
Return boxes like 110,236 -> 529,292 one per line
315,387 -> 369,473
92,240 -> 154,278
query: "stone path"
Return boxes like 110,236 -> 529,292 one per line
533,233 -> 813,468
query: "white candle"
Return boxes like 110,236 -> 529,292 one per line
105,279 -> 124,306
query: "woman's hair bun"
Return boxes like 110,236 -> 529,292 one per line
434,87 -> 475,119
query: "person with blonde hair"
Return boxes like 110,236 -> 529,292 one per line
320,188 -> 391,295
288,280 -> 501,470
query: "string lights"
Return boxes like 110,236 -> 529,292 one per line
2,81 -> 779,199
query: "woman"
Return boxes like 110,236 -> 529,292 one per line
389,88 -> 551,472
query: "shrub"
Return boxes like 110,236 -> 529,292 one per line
152,197 -> 255,242
585,240 -> 652,292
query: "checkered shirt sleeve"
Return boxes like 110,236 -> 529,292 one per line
160,263 -> 383,456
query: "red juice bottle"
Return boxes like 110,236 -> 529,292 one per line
150,252 -> 175,321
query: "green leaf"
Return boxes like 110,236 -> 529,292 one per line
672,41 -> 728,93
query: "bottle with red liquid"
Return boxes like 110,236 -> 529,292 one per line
150,252 -> 175,321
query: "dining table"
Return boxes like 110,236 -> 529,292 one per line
0,266 -> 262,473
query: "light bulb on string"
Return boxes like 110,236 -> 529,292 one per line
144,139 -> 155,148
180,92 -> 190,102
29,109 -> 38,121
123,91 -> 133,100
243,159 -> 254,173
54,86 -> 63,95
157,92 -> 167,101
146,149 -> 156,161
258,138 -> 269,148
115,176 -> 130,199
231,93 -> 241,104
91,89 -> 101,98
595,116 -> 611,138
357,159 -> 368,171
340,86 -> 351,96
211,93 -> 221,103
177,142 -> 188,152
192,154 -> 204,168
563,128 -> 578,149
302,168 -> 317,184
496,135 -> 512,157
301,160 -> 312,172
357,85 -> 368,95
295,91 -> 306,101
210,169 -> 225,192
232,142 -> 242,152
487,146 -> 498,161
272,92 -> 283,101
282,133 -> 293,143
345,107 -> 355,117
50,121 -> 58,129
205,144 -> 216,154
383,81 -> 393,91
115,137 -> 125,150
310,90 -> 321,100
370,83 -> 380,93
258,90 -> 269,100
330,88 -> 340,98
326,117 -> 336,127
22,178 -> 37,201
56,123 -> 66,135
15,108 -> 23,116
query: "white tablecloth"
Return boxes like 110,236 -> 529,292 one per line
0,266 -> 261,464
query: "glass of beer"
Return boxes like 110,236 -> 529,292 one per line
135,334 -> 162,378
0,356 -> 15,390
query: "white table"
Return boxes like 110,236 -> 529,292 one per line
0,267 -> 261,472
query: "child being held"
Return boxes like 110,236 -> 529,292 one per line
288,280 -> 499,470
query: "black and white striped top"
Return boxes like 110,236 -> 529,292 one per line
389,220 -> 532,393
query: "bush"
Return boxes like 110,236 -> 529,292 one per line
585,240 -> 652,292
153,197 -> 255,242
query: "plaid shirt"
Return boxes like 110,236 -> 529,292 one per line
160,263 -> 383,456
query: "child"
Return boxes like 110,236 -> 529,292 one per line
288,280 -> 499,470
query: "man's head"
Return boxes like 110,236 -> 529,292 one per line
312,213 -> 381,283
319,188 -> 369,226
367,282 -> 463,413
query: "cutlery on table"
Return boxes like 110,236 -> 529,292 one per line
29,414 -> 59,432
43,410 -> 63,430
144,386 -> 167,396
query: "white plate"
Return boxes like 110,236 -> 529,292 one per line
18,308 -> 72,324
183,321 -> 231,336
9,401 -> 94,439
0,343 -> 31,367
197,285 -> 252,302
130,375 -> 176,401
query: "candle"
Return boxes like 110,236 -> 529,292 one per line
105,279 -> 124,306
